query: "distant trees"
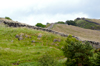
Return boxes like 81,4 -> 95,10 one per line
5,17 -> 12,20
35,23 -> 46,28
56,21 -> 65,24
66,20 -> 76,26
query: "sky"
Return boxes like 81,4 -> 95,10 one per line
0,0 -> 100,25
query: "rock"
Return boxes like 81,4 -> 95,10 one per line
53,39 -> 58,42
11,40 -> 13,42
25,35 -> 28,38
55,44 -> 58,46
32,40 -> 35,43
15,34 -> 19,38
38,33 -> 42,38
53,39 -> 61,42
18,37 -> 23,40
20,33 -> 24,37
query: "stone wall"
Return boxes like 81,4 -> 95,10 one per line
76,18 -> 100,25
0,19 -> 100,49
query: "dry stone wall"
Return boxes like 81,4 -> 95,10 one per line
76,18 -> 100,25
0,19 -> 100,49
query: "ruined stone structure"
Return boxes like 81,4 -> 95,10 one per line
0,19 -> 100,49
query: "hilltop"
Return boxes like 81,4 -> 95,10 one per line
75,18 -> 100,30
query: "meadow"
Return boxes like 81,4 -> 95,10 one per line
0,24 -> 67,66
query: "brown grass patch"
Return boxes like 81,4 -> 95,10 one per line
52,24 -> 100,42
86,18 -> 100,24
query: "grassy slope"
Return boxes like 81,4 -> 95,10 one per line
86,18 -> 100,24
0,24 -> 66,66
75,19 -> 100,30
52,24 -> 100,42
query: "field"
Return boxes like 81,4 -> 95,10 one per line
0,24 -> 67,66
52,24 -> 100,42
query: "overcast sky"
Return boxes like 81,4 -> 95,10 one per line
0,0 -> 100,25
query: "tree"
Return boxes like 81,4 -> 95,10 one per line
56,21 -> 65,24
5,16 -> 12,20
63,35 -> 94,66
95,52 -> 100,66
66,20 -> 76,26
35,23 -> 46,28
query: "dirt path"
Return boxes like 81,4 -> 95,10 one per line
47,23 -> 55,29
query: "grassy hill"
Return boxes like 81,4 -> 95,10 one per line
86,18 -> 100,24
75,18 -> 100,30
0,24 -> 67,66
52,24 -> 100,42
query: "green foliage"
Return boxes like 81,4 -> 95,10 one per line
5,17 -> 12,20
56,21 -> 65,24
63,35 -> 94,66
18,62 -> 39,66
75,20 -> 100,30
0,24 -> 66,65
35,23 -> 46,28
0,60 -> 11,66
38,53 -> 60,66
66,20 -> 76,26
95,52 -> 100,66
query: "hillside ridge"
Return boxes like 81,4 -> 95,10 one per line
0,18 -> 100,49
76,18 -> 100,25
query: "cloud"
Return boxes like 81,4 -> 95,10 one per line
18,12 -> 89,25
0,0 -> 99,25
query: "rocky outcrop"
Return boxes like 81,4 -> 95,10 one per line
0,19 -> 100,49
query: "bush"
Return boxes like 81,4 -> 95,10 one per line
66,20 -> 76,26
38,53 -> 60,66
95,52 -> 100,66
18,62 -> 39,66
35,23 -> 46,28
63,35 -> 94,66
5,17 -> 12,20
0,60 -> 11,66
56,21 -> 65,24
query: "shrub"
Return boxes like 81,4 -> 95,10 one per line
35,23 -> 46,28
5,17 -> 12,20
0,60 -> 11,66
66,20 -> 76,26
56,21 -> 65,24
95,52 -> 100,66
38,53 -> 59,66
63,35 -> 94,66
18,62 -> 39,66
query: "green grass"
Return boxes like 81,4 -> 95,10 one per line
75,19 -> 100,30
0,24 -> 66,66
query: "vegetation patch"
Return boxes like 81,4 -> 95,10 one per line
0,24 -> 66,66
75,19 -> 100,30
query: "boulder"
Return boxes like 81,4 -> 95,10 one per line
32,40 -> 36,43
15,34 -> 19,38
18,37 -> 23,40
